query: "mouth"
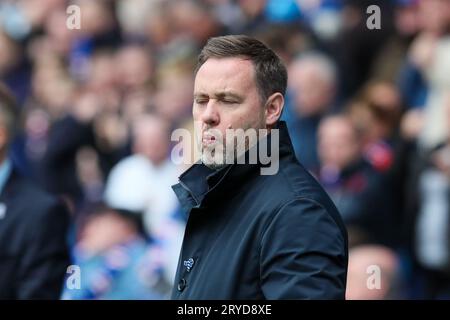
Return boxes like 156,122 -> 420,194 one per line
202,134 -> 217,146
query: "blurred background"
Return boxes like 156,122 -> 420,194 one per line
0,0 -> 449,299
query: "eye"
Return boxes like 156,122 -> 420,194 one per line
195,98 -> 208,105
222,99 -> 237,105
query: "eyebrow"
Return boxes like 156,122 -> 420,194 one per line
194,91 -> 243,102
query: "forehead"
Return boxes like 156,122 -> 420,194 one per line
320,119 -> 354,138
194,57 -> 257,94
133,116 -> 167,135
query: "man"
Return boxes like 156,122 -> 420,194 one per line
409,99 -> 450,298
171,35 -> 348,299
0,83 -> 70,299
317,115 -> 395,247
62,204 -> 171,300
104,113 -> 184,284
346,245 -> 401,299
284,52 -> 338,171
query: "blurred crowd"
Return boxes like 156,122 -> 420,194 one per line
1,0 -> 450,299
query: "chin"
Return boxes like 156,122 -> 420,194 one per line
201,153 -> 227,170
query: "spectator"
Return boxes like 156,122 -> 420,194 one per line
0,82 -> 70,299
284,51 -> 338,171
347,81 -> 403,173
104,113 -> 184,285
346,245 -> 403,299
41,88 -> 128,210
0,29 -> 31,105
62,204 -> 171,299
317,115 -> 396,247
406,97 -> 450,298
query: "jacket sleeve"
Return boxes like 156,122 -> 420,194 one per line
16,200 -> 71,299
260,197 -> 348,299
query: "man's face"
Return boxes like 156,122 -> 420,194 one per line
318,118 -> 361,171
288,61 -> 334,116
132,115 -> 170,166
193,57 -> 266,169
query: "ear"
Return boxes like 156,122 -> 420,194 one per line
264,92 -> 284,128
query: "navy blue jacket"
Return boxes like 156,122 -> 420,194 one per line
171,121 -> 348,299
0,169 -> 70,299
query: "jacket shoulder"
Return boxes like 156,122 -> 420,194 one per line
263,158 -> 347,238
6,173 -> 67,218
259,196 -> 348,299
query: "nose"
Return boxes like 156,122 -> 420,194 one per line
201,99 -> 220,126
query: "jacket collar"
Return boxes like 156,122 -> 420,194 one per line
172,121 -> 297,215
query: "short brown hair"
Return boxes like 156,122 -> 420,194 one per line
196,35 -> 287,103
